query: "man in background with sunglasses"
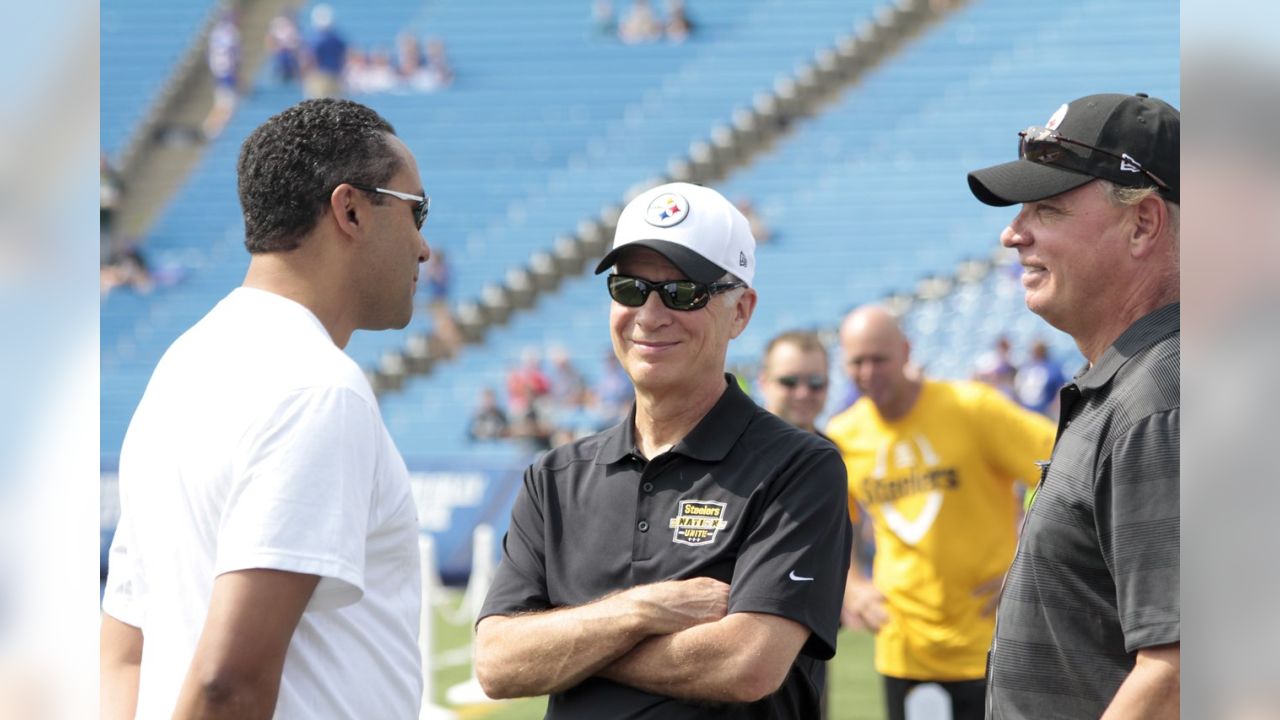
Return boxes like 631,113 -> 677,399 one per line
758,330 -> 832,437
827,305 -> 1054,720
969,93 -> 1180,719
475,182 -> 852,718
101,99 -> 431,719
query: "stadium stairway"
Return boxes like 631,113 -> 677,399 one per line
101,0 -> 901,461
374,0 -> 1177,458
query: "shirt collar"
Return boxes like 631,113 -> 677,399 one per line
1075,302 -> 1180,391
594,374 -> 756,465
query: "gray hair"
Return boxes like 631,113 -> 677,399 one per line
1098,180 -> 1179,278
716,271 -> 747,308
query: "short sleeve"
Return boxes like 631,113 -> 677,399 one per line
727,447 -> 852,660
102,501 -> 146,627
824,417 -> 861,524
1096,409 -> 1180,652
480,466 -> 552,620
975,385 -> 1056,488
218,386 -> 380,610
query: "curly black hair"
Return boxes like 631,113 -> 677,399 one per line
237,98 -> 402,253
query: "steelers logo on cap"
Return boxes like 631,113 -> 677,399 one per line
1046,103 -> 1069,131
644,192 -> 690,228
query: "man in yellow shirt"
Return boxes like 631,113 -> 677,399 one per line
825,305 -> 1054,720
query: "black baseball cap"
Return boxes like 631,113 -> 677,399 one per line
968,93 -> 1179,207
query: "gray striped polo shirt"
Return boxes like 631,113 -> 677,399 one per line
987,303 -> 1180,719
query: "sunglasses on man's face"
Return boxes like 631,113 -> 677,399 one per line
1018,126 -> 1171,193
774,374 -> 828,391
349,183 -> 431,230
607,273 -> 746,312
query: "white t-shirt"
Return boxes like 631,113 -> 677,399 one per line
103,287 -> 422,719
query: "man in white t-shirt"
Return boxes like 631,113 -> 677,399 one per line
100,98 -> 433,719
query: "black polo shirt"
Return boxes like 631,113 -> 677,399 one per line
481,375 -> 852,719
987,304 -> 1180,719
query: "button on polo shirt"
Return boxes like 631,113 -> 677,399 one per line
481,375 -> 852,719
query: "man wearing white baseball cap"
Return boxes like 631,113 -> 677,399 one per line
474,182 -> 852,718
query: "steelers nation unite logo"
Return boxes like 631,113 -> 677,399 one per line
644,192 -> 690,228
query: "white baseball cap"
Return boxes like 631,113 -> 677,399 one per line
594,182 -> 756,287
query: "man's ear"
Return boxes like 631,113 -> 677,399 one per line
330,183 -> 362,239
728,288 -> 758,339
1129,194 -> 1169,259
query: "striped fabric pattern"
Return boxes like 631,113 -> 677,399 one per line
987,303 -> 1180,719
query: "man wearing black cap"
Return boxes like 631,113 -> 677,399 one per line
472,182 -> 852,718
968,93 -> 1180,719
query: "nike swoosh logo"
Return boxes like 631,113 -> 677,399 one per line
789,571 -> 814,582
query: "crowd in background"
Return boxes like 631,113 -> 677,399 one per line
466,331 -> 1073,451
593,0 -> 696,44
265,4 -> 455,99
468,347 -> 633,452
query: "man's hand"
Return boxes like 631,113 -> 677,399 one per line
841,576 -> 889,631
628,577 -> 730,635
974,575 -> 1005,618
475,576 -> 729,699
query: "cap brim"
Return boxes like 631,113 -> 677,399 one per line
593,239 -> 726,284
967,159 -> 1096,207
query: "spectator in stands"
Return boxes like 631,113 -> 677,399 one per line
363,48 -> 401,94
201,9 -> 241,140
302,4 -> 347,98
664,0 -> 695,42
100,245 -> 153,296
101,98 -> 431,719
546,345 -> 588,409
758,330 -> 829,435
1012,340 -> 1065,418
265,11 -> 302,85
423,37 -> 455,89
468,387 -> 510,441
618,0 -> 662,43
395,33 -> 440,92
342,48 -> 372,95
421,246 -> 462,357
474,182 -> 851,717
969,92 -> 1180,719
506,348 -> 551,416
593,350 -> 632,425
826,305 -> 1054,720
591,0 -> 619,39
506,383 -> 554,454
972,334 -> 1017,398
395,32 -> 425,77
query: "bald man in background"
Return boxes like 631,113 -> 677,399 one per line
825,306 -> 1054,720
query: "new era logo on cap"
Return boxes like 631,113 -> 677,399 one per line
967,92 -> 1179,207
594,182 -> 758,287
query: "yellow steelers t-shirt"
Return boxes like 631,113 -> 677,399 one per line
826,380 -> 1054,681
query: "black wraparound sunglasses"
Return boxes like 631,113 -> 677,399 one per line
775,374 -> 828,391
607,273 -> 746,311
349,183 -> 431,230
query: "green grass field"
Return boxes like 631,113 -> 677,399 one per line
427,590 -> 886,719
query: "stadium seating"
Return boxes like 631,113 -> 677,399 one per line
378,0 -> 1178,456
102,0 -> 217,156
101,0 -> 884,460
102,0 -> 1178,464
